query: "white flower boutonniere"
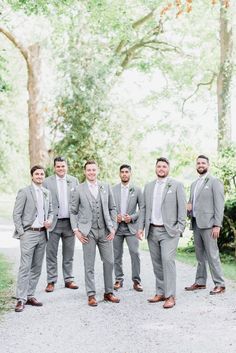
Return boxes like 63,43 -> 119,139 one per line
100,185 -> 106,194
129,187 -> 135,196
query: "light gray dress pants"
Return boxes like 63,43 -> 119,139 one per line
16,229 -> 47,302
46,219 -> 75,283
147,226 -> 179,298
82,227 -> 114,296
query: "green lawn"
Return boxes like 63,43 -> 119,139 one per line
0,254 -> 14,314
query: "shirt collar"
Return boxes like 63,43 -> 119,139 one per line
56,175 -> 67,181
198,173 -> 208,180
121,183 -> 129,189
32,182 -> 42,191
156,177 -> 167,185
87,181 -> 98,188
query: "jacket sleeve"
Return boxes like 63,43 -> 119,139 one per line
138,186 -> 146,230
47,190 -> 54,223
108,185 -> 117,231
177,182 -> 187,234
130,187 -> 144,223
70,187 -> 80,230
212,178 -> 224,227
13,189 -> 26,236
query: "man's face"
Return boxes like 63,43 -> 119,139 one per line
155,161 -> 169,178
32,169 -> 45,185
196,158 -> 209,175
54,161 -> 68,178
120,168 -> 131,184
85,163 -> 98,182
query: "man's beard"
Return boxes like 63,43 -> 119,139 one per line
197,168 -> 208,175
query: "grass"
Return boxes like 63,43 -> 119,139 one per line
0,254 -> 14,314
140,239 -> 236,282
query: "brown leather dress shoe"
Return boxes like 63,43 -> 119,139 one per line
147,294 -> 165,303
65,281 -> 79,289
163,296 -> 175,309
104,293 -> 120,303
185,283 -> 206,291
45,282 -> 54,292
209,286 -> 225,295
88,295 -> 98,307
15,300 -> 25,312
133,281 -> 143,292
114,281 -> 123,290
26,297 -> 43,306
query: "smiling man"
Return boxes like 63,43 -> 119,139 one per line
70,160 -> 119,306
137,157 -> 186,309
112,164 -> 144,292
13,165 -> 53,312
43,156 -> 79,292
185,155 -> 225,295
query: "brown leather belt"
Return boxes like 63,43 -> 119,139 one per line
150,224 -> 164,227
29,227 -> 46,232
58,218 -> 70,221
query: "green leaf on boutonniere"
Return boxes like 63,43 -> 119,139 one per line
205,177 -> 209,184
166,183 -> 171,189
129,187 -> 135,194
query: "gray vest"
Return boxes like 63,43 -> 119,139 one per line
116,222 -> 131,236
91,192 -> 106,229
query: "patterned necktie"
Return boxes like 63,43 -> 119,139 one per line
59,179 -> 67,217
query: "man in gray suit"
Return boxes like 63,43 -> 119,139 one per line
185,155 -> 225,294
137,157 -> 186,309
44,156 -> 79,292
112,164 -> 144,292
71,160 -> 120,306
13,165 -> 53,312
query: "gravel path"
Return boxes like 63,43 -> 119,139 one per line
0,222 -> 236,353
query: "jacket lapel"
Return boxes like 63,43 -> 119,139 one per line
30,185 -> 37,211
161,178 -> 170,204
149,180 -> 156,212
84,182 -> 94,209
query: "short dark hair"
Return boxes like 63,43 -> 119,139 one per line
197,155 -> 209,163
84,160 -> 97,169
156,157 -> 170,166
54,156 -> 67,166
119,164 -> 131,172
30,165 -> 45,176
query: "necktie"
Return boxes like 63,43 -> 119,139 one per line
37,189 -> 44,225
59,179 -> 66,217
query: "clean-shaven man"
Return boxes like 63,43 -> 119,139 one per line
70,160 -> 120,306
137,157 -> 186,309
185,155 -> 225,295
43,156 -> 79,292
13,165 -> 53,312
112,164 -> 144,292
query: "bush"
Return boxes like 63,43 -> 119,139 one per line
219,198 -> 236,251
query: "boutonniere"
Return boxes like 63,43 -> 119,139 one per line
99,185 -> 106,193
205,177 -> 209,184
166,183 -> 172,190
129,187 -> 135,195
43,191 -> 48,199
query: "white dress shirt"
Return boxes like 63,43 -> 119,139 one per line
192,173 -> 208,217
87,181 -> 99,199
56,175 -> 69,218
151,178 -> 167,225
120,183 -> 129,216
31,183 -> 45,227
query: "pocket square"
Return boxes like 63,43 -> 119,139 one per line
167,190 -> 172,194
204,186 -> 209,189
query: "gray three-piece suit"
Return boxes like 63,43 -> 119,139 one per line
13,185 -> 53,302
112,183 -> 143,284
189,174 -> 225,287
139,177 -> 186,298
43,174 -> 79,284
70,181 -> 117,296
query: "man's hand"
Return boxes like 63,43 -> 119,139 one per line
211,226 -> 221,239
106,228 -> 115,241
44,220 -> 52,229
124,214 -> 132,223
117,214 -> 123,223
136,229 -> 143,240
74,229 -> 89,243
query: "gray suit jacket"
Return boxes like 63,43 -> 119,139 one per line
112,183 -> 144,235
13,185 -> 53,240
139,177 -> 186,238
189,174 -> 224,229
43,174 -> 79,231
70,181 -> 117,236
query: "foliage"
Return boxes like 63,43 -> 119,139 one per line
5,0 -> 76,15
0,254 -> 13,314
219,198 -> 236,251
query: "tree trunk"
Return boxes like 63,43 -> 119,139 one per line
0,27 -> 48,167
27,44 -> 48,167
217,2 -> 233,152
